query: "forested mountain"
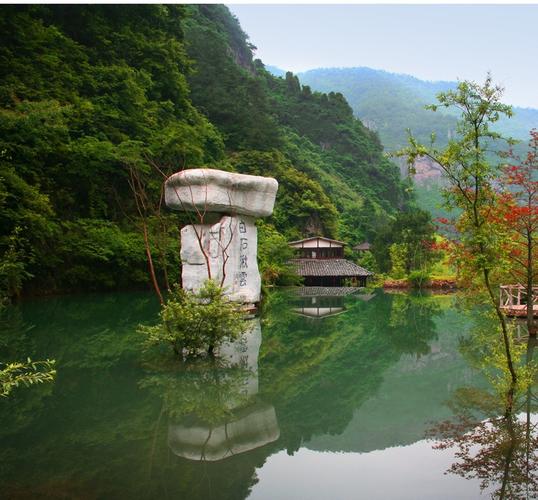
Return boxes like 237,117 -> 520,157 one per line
0,5 -> 415,297
285,66 -> 537,219
294,67 -> 538,152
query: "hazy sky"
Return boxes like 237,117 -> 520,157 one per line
228,4 -> 538,109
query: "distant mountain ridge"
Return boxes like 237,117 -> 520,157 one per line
267,66 -> 538,153
265,65 -> 538,219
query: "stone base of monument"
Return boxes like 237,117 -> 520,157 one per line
181,214 -> 261,305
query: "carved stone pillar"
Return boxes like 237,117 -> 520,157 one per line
165,168 -> 278,304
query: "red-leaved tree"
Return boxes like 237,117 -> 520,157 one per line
498,130 -> 538,334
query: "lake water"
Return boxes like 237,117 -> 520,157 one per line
0,288 -> 534,499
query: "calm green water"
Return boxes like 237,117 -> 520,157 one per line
0,289 -> 533,499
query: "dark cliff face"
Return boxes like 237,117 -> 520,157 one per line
189,5 -> 256,73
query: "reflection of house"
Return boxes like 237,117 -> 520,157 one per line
293,286 -> 360,318
289,237 -> 373,287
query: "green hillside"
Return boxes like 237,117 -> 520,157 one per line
0,5 -> 417,297
289,66 -> 538,219
295,66 -> 538,152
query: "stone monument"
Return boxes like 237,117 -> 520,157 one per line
165,168 -> 278,304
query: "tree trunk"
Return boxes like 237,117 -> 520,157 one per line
527,230 -> 535,335
484,268 -> 518,384
142,220 -> 164,306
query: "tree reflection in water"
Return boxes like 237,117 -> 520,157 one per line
0,289 -> 473,499
140,318 -> 280,464
429,336 -> 538,499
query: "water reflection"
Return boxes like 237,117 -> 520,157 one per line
152,320 -> 281,462
429,336 -> 538,498
0,289 -> 491,499
260,290 -> 447,455
291,287 -> 371,319
168,402 -> 279,461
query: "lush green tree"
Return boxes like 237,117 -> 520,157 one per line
356,250 -> 378,274
389,243 -> 407,279
0,5 -> 223,297
0,4 -> 423,298
399,75 -> 518,386
498,130 -> 538,334
229,150 -> 339,238
373,208 -> 437,275
257,221 -> 301,286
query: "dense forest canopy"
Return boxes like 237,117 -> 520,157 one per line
0,4 -> 420,297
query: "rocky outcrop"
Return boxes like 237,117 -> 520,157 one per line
165,168 -> 278,218
410,156 -> 444,184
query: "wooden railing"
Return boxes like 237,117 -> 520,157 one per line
499,285 -> 538,317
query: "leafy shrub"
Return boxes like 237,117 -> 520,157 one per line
389,243 -> 408,279
139,280 -> 247,357
257,221 -> 302,286
408,270 -> 431,289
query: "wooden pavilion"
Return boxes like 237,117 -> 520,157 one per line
499,285 -> 538,318
289,236 -> 373,287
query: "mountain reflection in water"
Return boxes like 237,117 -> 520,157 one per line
1,289 -> 531,499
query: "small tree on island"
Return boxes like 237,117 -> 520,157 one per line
139,280 -> 247,358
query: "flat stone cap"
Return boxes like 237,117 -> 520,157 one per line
165,168 -> 278,217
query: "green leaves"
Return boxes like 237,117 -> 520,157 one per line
139,280 -> 248,358
0,358 -> 56,397
0,4 -> 420,298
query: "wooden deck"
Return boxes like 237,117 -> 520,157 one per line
499,285 -> 538,318
501,304 -> 538,318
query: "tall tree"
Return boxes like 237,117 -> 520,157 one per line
399,75 -> 518,388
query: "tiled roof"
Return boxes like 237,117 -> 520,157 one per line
353,242 -> 372,251
288,236 -> 346,246
290,259 -> 374,277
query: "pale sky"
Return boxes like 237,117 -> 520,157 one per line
228,4 -> 538,109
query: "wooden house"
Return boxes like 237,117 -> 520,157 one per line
289,236 -> 373,287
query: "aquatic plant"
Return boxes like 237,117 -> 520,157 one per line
138,280 -> 247,358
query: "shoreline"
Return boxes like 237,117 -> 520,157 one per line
383,278 -> 457,292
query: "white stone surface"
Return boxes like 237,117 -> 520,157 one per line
168,402 -> 280,461
165,168 -> 278,217
167,168 -> 277,303
219,319 -> 262,399
180,215 -> 261,303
